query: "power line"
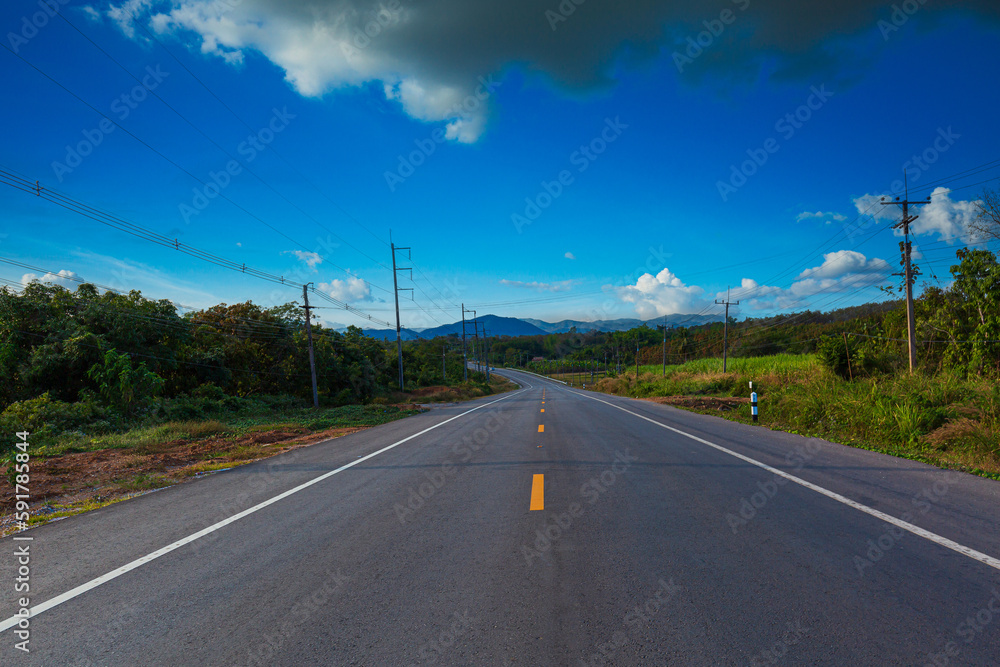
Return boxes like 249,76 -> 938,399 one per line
54,10 -> 394,279
0,40 -> 390,295
0,169 -> 395,328
121,2 -> 391,250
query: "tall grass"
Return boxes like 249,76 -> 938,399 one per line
595,353 -> 1000,477
639,354 -> 819,377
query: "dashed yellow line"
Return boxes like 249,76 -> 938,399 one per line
538,424 -> 544,433
540,408 -> 545,413
530,474 -> 544,510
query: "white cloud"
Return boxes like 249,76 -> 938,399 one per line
796,249 -> 890,280
21,270 -> 82,288
101,2 -> 1000,144
564,252 -> 576,260
614,268 -> 705,318
499,279 -> 576,292
319,276 -> 371,302
106,0 -> 151,39
108,0 -> 496,142
914,188 -> 981,242
287,250 -> 323,269
796,210 -> 846,224
728,250 -> 891,311
853,188 -> 982,243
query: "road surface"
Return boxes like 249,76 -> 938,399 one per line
2,369 -> 999,665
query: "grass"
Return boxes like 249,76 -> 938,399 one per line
36,405 -> 416,458
1,402 -> 424,536
579,354 -> 1000,479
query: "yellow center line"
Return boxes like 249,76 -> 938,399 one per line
540,408 -> 545,413
530,474 -> 544,510
538,424 -> 544,433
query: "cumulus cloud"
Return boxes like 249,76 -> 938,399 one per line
853,188 -> 982,243
21,270 -> 82,288
614,268 -> 705,318
499,279 -> 576,292
99,1 -> 1000,142
729,250 -> 890,311
286,250 -> 323,269
319,275 -> 371,302
914,188 -> 982,242
796,249 -> 889,280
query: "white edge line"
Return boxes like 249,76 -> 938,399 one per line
571,389 -> 1000,573
0,386 -> 530,633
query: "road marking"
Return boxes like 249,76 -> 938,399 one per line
530,474 -> 544,510
538,424 -> 544,433
571,390 -> 1000,573
541,408 -> 545,413
0,387 -> 530,634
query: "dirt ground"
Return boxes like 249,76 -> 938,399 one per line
640,396 -> 750,412
1,425 -> 369,534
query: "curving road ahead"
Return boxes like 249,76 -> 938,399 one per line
2,369 -> 999,665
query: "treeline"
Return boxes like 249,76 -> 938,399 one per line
0,282 -> 476,421
489,248 -> 1000,378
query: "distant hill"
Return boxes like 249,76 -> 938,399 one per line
420,315 -> 547,339
357,328 -> 423,341
348,313 -> 721,340
523,314 -> 722,333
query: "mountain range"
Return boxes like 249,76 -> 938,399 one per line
350,313 -> 721,340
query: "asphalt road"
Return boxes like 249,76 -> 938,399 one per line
3,369 -> 1000,665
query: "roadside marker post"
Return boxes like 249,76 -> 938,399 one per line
749,381 -> 758,423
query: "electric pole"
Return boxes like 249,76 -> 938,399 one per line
462,305 -> 475,381
882,192 -> 930,373
483,322 -> 490,382
662,315 -> 667,376
715,287 -> 739,373
472,317 -> 480,374
302,283 -> 319,408
390,241 -> 413,392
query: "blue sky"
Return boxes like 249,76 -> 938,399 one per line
2,0 -> 999,329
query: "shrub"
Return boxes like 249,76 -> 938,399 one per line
817,335 -> 855,379
0,393 -> 106,450
88,350 -> 165,416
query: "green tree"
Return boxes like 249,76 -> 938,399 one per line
88,349 -> 165,416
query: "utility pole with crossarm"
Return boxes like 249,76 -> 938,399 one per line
390,241 -> 413,392
715,287 -> 739,373
462,305 -> 475,381
881,191 -> 931,373
302,283 -> 319,408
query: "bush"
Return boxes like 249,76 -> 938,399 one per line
0,393 -> 107,450
818,335 -> 900,379
817,335 -> 855,379
88,350 -> 165,416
